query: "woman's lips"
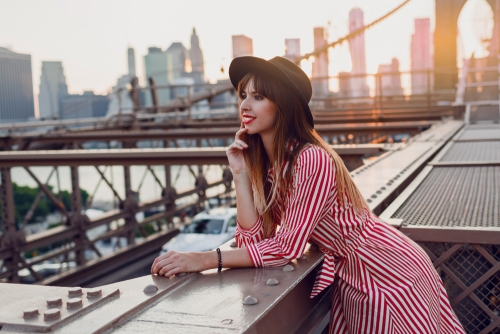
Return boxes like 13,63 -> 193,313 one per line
242,116 -> 255,124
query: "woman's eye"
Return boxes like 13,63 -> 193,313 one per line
254,95 -> 263,100
241,93 -> 247,99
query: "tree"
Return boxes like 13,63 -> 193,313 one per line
0,183 -> 90,225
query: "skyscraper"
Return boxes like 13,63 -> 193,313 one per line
107,47 -> 138,116
348,8 -> 369,97
311,27 -> 329,95
144,47 -> 172,106
128,47 -> 136,77
376,58 -> 403,97
38,61 -> 68,119
232,35 -> 253,58
60,91 -> 109,119
166,42 -> 189,81
0,47 -> 35,122
189,28 -> 205,84
284,39 -> 301,61
411,18 -> 432,95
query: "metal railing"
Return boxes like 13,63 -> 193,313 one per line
0,151 -> 234,284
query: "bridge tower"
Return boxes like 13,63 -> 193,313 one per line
433,0 -> 467,91
434,0 -> 500,91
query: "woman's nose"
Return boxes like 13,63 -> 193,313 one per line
240,98 -> 250,111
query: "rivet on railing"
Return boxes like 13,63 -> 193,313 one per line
243,296 -> 258,305
266,278 -> 279,286
230,241 -> 237,248
283,265 -> 294,272
143,284 -> 158,294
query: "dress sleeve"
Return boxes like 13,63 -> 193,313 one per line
246,147 -> 335,267
235,215 -> 266,247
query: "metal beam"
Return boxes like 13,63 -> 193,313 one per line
0,145 -> 385,167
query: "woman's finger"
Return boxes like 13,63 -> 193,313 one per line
234,139 -> 248,148
164,268 -> 183,278
152,255 -> 174,274
235,127 -> 248,140
159,262 -> 179,276
228,142 -> 244,151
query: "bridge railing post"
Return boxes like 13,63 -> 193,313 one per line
149,77 -> 159,114
70,166 -> 86,266
123,166 -> 138,245
130,77 -> 141,114
0,167 -> 23,283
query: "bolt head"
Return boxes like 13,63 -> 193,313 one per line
283,264 -> 294,272
46,297 -> 62,307
68,287 -> 83,297
23,308 -> 39,318
86,288 -> 102,298
230,241 -> 237,248
43,309 -> 61,321
67,298 -> 83,309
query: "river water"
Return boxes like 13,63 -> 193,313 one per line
11,164 -> 225,209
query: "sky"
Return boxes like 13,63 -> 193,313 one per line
0,0 -> 494,117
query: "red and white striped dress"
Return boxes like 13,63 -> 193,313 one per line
235,143 -> 465,333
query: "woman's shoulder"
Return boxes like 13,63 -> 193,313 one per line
295,143 -> 334,170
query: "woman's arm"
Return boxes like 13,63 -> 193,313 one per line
226,126 -> 259,229
246,147 -> 335,267
151,248 -> 253,277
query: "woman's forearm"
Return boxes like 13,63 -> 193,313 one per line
233,171 -> 259,229
202,248 -> 254,270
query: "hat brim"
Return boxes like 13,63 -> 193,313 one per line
229,56 -> 314,128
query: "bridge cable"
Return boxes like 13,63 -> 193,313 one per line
295,0 -> 412,64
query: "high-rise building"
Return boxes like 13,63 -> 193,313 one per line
311,27 -> 329,95
128,47 -> 136,77
38,61 -> 68,119
284,39 -> 301,61
166,42 -> 189,81
107,47 -> 138,116
348,8 -> 369,97
60,91 -> 109,119
0,47 -> 35,122
232,35 -> 253,58
376,58 -> 403,97
144,47 -> 172,106
411,18 -> 432,95
189,28 -> 205,84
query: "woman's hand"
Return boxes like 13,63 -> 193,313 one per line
151,251 -> 211,277
226,125 -> 248,174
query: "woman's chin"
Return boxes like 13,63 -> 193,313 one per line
244,126 -> 257,135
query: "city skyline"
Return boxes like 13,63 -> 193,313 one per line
0,0 -> 494,117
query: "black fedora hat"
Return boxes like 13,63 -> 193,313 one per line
229,56 -> 314,128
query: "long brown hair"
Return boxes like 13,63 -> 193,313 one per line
238,71 -> 369,238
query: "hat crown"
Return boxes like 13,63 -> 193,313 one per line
267,57 -> 312,103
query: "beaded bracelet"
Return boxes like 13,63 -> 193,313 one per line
216,248 -> 222,272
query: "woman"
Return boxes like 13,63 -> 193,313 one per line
151,56 -> 465,333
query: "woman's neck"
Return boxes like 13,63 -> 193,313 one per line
260,131 -> 274,162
